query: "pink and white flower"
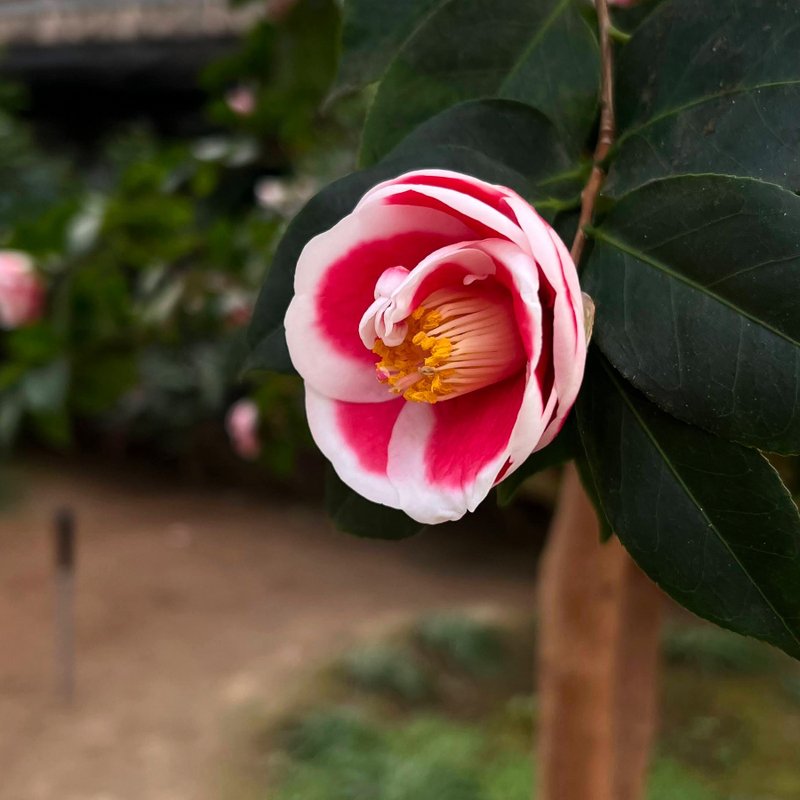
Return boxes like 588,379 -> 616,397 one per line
285,170 -> 588,524
0,250 -> 45,329
226,399 -> 261,460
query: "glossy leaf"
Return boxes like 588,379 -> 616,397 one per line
246,100 -> 582,374
360,0 -> 599,165
387,100 -> 586,214
325,467 -> 425,539
607,0 -> 800,196
334,0 -> 443,96
574,453 -> 613,542
609,0 -> 666,34
584,175 -> 800,455
577,353 -> 800,660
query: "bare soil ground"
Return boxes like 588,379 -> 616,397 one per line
0,458 -> 538,800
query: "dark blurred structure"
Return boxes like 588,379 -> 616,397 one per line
0,0 -> 263,143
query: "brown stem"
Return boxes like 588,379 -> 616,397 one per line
570,0 -> 616,268
613,560 -> 665,800
537,465 -> 627,800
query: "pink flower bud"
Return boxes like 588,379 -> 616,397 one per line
225,86 -> 257,117
0,251 -> 45,329
226,400 -> 261,460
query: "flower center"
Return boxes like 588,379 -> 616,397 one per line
372,286 -> 525,403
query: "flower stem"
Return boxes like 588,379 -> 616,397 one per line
570,0 -> 616,268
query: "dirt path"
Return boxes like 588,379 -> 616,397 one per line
0,459 -> 538,800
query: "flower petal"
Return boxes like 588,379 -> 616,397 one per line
501,195 -> 586,445
305,387 -> 405,507
385,375 -> 528,523
358,173 -> 530,249
362,169 -> 521,221
286,203 -> 474,402
537,227 -> 587,446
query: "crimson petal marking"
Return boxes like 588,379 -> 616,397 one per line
384,375 -> 529,524
305,387 -> 405,508
286,204 -> 474,403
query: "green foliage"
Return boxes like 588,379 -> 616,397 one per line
577,353 -> 800,659
359,0 -> 600,163
416,614 -> 506,677
0,7 -> 339,472
607,0 -> 800,196
334,0 -> 442,96
0,106 -> 72,236
583,176 -> 800,454
646,760 -> 718,800
340,645 -> 434,702
202,0 -> 343,157
282,707 -> 384,762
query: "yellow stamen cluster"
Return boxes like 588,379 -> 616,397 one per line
372,306 -> 457,403
371,285 -> 526,404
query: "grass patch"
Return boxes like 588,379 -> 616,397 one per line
415,614 -> 506,677
240,613 -> 800,800
339,645 -> 434,703
272,706 -> 715,800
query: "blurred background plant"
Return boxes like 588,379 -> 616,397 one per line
0,0 -> 360,481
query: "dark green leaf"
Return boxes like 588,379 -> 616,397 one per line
574,453 -> 613,542
609,0 -> 666,34
360,0 -> 600,165
387,100 -> 586,214
496,415 -> 578,506
247,100 -> 581,374
577,352 -> 800,660
607,0 -> 800,196
585,175 -> 800,455
334,0 -> 444,95
325,467 -> 425,539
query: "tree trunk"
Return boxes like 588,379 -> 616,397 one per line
536,464 -> 627,800
536,465 -> 664,800
613,559 -> 664,800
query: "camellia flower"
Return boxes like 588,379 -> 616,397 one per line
226,399 -> 261,460
285,170 -> 588,524
0,250 -> 45,329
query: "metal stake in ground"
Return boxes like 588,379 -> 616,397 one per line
54,507 -> 76,703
